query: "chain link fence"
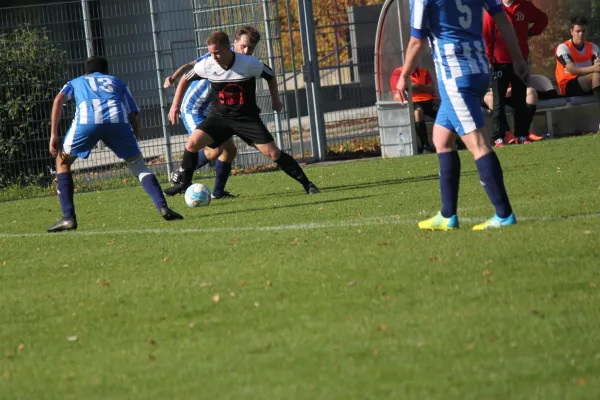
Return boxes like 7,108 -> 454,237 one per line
0,0 -> 389,201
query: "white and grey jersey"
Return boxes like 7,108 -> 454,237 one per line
556,41 -> 600,68
185,52 -> 274,119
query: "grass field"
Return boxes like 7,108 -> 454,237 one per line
1,135 -> 599,399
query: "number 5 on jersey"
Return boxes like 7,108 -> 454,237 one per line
455,0 -> 472,29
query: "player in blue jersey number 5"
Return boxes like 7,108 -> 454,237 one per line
47,57 -> 183,232
397,0 -> 530,230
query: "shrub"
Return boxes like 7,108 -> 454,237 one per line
0,27 -> 67,188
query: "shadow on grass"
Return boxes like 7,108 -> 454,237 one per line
248,171 -> 480,200
192,194 -> 377,220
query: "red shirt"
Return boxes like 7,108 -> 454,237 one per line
389,67 -> 434,103
483,0 -> 548,64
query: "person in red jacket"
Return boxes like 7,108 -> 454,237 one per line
483,0 -> 547,147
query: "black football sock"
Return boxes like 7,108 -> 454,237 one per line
593,86 -> 600,107
275,151 -> 310,187
526,104 -> 537,131
180,150 -> 198,184
416,120 -> 432,150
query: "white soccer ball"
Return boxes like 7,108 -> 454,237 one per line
184,183 -> 211,208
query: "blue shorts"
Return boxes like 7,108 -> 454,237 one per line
181,111 -> 206,135
62,122 -> 141,159
435,73 -> 490,136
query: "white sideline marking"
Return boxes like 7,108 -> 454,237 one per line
0,212 -> 599,239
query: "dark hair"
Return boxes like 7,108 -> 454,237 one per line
570,16 -> 588,28
206,31 -> 231,48
235,25 -> 261,45
85,56 -> 109,74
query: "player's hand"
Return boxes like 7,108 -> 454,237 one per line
513,58 -> 530,86
396,74 -> 410,105
163,76 -> 174,89
272,97 -> 283,112
49,135 -> 61,158
168,107 -> 180,125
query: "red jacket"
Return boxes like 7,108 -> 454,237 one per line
483,0 -> 548,64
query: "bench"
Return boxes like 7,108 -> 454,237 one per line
535,96 -> 596,136
483,75 -> 597,136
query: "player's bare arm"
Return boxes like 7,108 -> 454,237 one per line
492,12 -> 531,84
164,60 -> 197,88
168,76 -> 193,125
265,71 -> 282,112
49,93 -> 68,157
396,37 -> 426,103
562,60 -> 600,76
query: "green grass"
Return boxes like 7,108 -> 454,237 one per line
1,135 -> 599,399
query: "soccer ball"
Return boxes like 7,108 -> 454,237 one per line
184,184 -> 211,207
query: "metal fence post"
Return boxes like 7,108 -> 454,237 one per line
297,0 -> 327,160
284,0 -> 305,159
80,0 -> 94,58
148,0 -> 173,177
261,0 -> 284,149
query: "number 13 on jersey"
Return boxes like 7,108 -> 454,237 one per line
85,76 -> 114,93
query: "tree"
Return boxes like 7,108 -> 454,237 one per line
278,0 -> 384,71
0,27 -> 67,188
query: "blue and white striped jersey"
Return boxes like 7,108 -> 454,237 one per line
181,53 -> 212,115
60,72 -> 139,124
410,0 -> 504,79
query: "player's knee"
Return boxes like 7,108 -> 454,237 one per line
204,146 -> 221,161
220,147 -> 237,162
414,108 -> 424,121
526,88 -> 538,104
126,154 -> 151,182
56,154 -> 74,173
262,145 -> 280,161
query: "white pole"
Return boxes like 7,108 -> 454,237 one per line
149,0 -> 173,177
262,0 -> 284,149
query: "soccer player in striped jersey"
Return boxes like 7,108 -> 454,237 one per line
164,26 -> 262,199
47,56 -> 183,232
397,0 -> 530,230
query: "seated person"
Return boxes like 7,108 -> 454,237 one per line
483,75 -> 548,147
390,64 -> 436,153
556,16 -> 600,104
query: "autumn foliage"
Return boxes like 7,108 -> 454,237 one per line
278,0 -> 384,71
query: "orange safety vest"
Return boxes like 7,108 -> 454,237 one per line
390,67 -> 435,103
555,40 -> 595,95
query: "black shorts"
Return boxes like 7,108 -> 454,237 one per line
197,115 -> 274,148
565,78 -> 590,97
204,135 -> 254,149
413,100 -> 438,118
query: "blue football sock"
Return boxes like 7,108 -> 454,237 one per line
57,172 -> 75,219
213,160 -> 232,197
141,174 -> 168,211
196,151 -> 209,169
438,151 -> 461,218
475,152 -> 513,218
